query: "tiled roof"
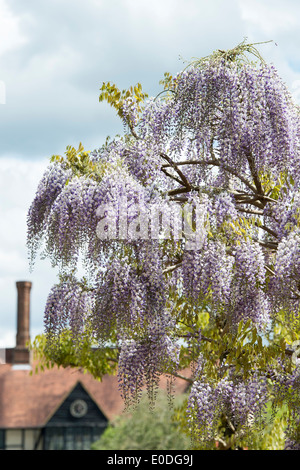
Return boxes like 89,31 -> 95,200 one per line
0,362 -> 189,429
0,362 -> 123,428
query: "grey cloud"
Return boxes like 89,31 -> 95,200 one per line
0,0 -> 246,160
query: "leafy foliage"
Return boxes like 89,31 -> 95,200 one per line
30,331 -> 118,379
91,391 -> 190,451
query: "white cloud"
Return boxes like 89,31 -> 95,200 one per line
238,0 -> 300,36
0,328 -> 15,349
0,157 -> 57,346
0,0 -> 27,57
0,250 -> 27,275
235,0 -> 300,97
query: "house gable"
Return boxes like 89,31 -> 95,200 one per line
42,381 -> 109,450
45,381 -> 108,427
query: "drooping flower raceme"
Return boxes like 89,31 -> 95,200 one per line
187,364 -> 269,447
229,239 -> 271,328
44,274 -> 94,344
27,163 -> 72,267
182,239 -> 234,307
269,229 -> 300,318
118,329 -> 180,408
92,241 -> 169,342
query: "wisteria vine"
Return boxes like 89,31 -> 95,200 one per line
27,40 -> 300,449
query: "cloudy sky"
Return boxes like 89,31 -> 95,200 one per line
1,0 -> 300,348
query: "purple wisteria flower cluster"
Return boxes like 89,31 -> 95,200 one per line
187,366 -> 269,447
27,41 -> 300,449
118,329 -> 180,408
44,274 -> 93,344
27,163 -> 72,267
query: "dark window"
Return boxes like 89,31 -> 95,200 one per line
44,426 -> 105,450
0,429 -> 5,450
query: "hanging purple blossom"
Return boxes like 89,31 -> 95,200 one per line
187,360 -> 269,446
44,274 -> 94,344
118,328 -> 180,408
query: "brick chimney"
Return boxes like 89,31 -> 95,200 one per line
5,281 -> 32,365
16,281 -> 31,349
